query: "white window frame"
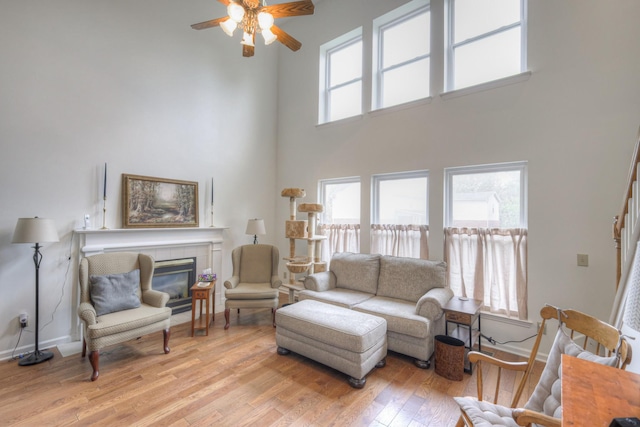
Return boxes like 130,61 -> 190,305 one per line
444,161 -> 528,228
318,176 -> 361,224
372,0 -> 430,111
318,28 -> 363,125
444,0 -> 528,92
371,170 -> 429,225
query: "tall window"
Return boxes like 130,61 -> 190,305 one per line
444,162 -> 528,319
445,0 -> 527,91
373,0 -> 430,109
318,177 -> 361,260
319,29 -> 363,124
371,171 -> 429,258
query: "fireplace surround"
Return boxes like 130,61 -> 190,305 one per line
76,227 -> 225,336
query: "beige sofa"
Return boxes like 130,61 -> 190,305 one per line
299,252 -> 453,368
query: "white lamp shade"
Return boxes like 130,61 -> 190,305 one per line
227,2 -> 245,23
12,218 -> 59,244
241,31 -> 255,47
262,29 -> 277,45
257,11 -> 274,30
245,218 -> 266,236
220,18 -> 237,37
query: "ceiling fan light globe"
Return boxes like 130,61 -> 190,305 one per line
257,11 -> 274,30
220,19 -> 237,37
241,31 -> 255,47
227,2 -> 245,23
262,29 -> 277,45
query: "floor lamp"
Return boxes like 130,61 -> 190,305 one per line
12,217 -> 59,366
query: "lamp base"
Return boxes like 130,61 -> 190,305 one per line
18,349 -> 54,366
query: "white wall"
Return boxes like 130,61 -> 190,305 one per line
0,0 -> 280,358
275,0 -> 640,361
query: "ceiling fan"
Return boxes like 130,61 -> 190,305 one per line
191,0 -> 315,57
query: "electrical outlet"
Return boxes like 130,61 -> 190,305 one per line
19,313 -> 28,328
537,321 -> 547,335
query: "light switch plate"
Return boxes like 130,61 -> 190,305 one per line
577,254 -> 589,267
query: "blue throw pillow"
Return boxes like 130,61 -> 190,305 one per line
89,269 -> 141,316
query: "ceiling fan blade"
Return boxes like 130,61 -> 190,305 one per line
191,16 -> 227,30
242,44 -> 255,57
263,0 -> 314,19
271,25 -> 302,51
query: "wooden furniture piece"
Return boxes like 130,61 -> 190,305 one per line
190,280 -> 216,336
562,354 -> 640,426
443,297 -> 482,373
454,305 -> 631,427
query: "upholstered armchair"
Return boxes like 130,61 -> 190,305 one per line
224,244 -> 282,329
78,252 -> 172,381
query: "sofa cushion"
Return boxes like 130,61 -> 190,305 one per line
89,269 -> 141,316
239,244 -> 273,283
354,296 -> 431,339
299,288 -> 374,309
331,252 -> 381,295
376,256 -> 446,303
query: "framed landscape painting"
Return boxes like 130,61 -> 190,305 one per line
122,174 -> 199,228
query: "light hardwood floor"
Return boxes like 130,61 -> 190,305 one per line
0,310 -> 542,426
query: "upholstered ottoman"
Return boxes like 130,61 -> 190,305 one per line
275,299 -> 387,388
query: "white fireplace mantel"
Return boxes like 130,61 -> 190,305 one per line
57,226 -> 228,355
77,227 -> 227,257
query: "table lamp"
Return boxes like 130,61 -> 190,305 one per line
12,217 -> 59,366
245,218 -> 266,244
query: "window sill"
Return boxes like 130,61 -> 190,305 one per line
369,97 -> 433,117
440,71 -> 532,101
316,114 -> 363,129
481,311 -> 533,329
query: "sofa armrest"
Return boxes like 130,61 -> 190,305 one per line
142,289 -> 170,308
303,271 -> 335,292
271,275 -> 283,289
224,276 -> 240,289
415,287 -> 454,320
78,302 -> 97,325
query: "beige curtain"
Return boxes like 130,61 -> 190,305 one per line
319,224 -> 360,262
371,224 -> 429,259
445,227 -> 528,319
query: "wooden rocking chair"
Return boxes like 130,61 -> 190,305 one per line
454,305 -> 631,427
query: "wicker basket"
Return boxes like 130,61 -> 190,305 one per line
434,335 -> 465,381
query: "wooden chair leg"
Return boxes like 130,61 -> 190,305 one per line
224,308 -> 231,330
89,350 -> 100,381
163,328 -> 171,354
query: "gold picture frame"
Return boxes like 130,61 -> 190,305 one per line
122,174 -> 199,228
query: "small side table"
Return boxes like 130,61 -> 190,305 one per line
190,280 -> 216,336
443,297 -> 482,373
